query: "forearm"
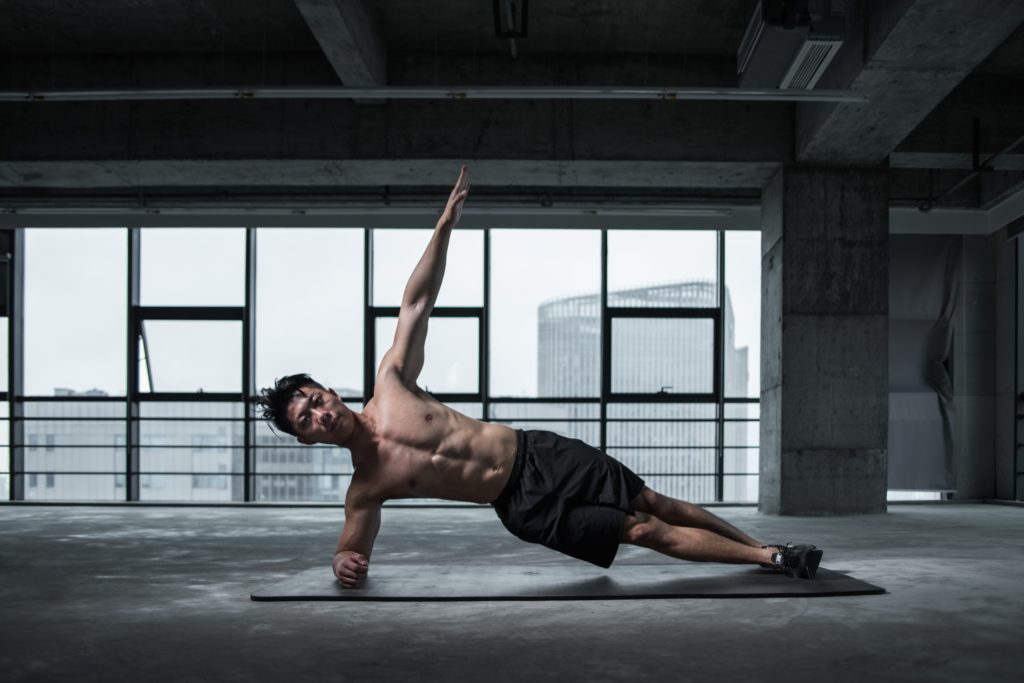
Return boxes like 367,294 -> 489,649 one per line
401,221 -> 453,306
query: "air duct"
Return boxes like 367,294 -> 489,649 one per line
738,0 -> 845,90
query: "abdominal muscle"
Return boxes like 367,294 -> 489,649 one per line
364,386 -> 519,505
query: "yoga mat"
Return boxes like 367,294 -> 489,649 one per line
251,564 -> 885,601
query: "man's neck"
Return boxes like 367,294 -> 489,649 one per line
336,410 -> 378,470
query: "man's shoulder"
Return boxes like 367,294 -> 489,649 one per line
346,468 -> 387,508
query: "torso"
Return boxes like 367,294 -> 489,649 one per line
350,369 -> 518,505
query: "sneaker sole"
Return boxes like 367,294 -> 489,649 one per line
800,549 -> 823,579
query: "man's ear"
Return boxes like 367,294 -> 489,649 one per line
297,435 -> 313,445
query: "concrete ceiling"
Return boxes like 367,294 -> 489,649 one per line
0,0 -> 1022,211
0,0 -> 749,57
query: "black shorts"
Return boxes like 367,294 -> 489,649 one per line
490,429 -> 647,569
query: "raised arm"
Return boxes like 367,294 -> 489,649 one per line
378,165 -> 470,386
332,490 -> 382,588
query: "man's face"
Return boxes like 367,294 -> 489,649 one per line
286,385 -> 353,445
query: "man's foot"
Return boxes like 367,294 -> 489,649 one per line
770,543 -> 823,579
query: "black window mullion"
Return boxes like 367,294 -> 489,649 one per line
482,228 -> 490,420
243,227 -> 256,503
9,228 -> 24,501
136,306 -> 244,320
600,229 -> 608,453
717,228 -> 725,502
127,226 -> 140,502
364,227 -> 374,401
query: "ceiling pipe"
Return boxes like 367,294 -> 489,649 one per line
0,85 -> 868,103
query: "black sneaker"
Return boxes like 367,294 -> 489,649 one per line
771,543 -> 823,579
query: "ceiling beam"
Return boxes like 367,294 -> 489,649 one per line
890,153 -> 1024,171
293,0 -> 386,100
796,0 -> 1024,164
0,159 -> 780,191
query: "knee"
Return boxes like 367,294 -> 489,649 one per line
621,511 -> 660,544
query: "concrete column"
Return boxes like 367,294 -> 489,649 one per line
760,166 -> 889,514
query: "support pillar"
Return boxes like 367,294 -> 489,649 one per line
760,166 -> 889,514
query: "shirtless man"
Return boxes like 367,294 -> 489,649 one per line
256,165 -> 823,588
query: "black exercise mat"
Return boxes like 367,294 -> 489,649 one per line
251,564 -> 885,601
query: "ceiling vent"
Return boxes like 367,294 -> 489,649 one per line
738,0 -> 845,90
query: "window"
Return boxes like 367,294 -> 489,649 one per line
141,229 -> 245,306
257,228 -> 364,396
372,229 -> 483,307
139,320 -> 242,393
25,229 -> 126,396
490,230 -> 600,397
10,223 -> 761,504
374,317 -> 479,394
608,230 -> 717,307
611,318 -> 715,394
724,231 -> 760,398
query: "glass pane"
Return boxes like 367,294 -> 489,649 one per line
23,420 -> 126,446
255,443 -> 354,475
611,318 -> 714,394
139,448 -> 243,473
138,474 -> 244,502
607,421 -> 716,449
488,403 -> 600,420
139,402 -> 242,419
141,228 -> 245,305
141,320 -> 241,393
724,448 -> 759,474
139,420 -> 243,446
724,419 -> 759,447
607,400 -> 718,502
372,229 -> 483,307
0,317 -> 7,393
607,403 -> 716,419
23,473 -> 120,501
256,474 -> 351,502
490,230 -> 600,398
375,317 -> 478,393
725,231 -> 761,397
25,447 -> 121,472
23,401 -> 126,418
0,403 -> 8,501
723,475 -> 758,503
257,228 -> 364,396
723,402 -> 759,419
608,231 -> 717,307
25,229 -> 126,396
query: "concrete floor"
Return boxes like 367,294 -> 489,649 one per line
0,503 -> 1020,682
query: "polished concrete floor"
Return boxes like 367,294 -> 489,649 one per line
0,503 -> 1020,682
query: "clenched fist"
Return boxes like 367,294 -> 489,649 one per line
333,551 -> 369,588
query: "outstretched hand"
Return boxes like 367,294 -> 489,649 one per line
439,164 -> 470,229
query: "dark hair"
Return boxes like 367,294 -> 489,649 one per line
255,373 -> 326,437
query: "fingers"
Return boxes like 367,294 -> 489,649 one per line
334,556 -> 369,588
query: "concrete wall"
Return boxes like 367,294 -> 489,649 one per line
955,228 -> 1016,499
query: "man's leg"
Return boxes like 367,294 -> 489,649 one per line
630,486 -> 766,549
620,511 -> 775,566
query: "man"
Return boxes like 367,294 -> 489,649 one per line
256,165 -> 823,588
